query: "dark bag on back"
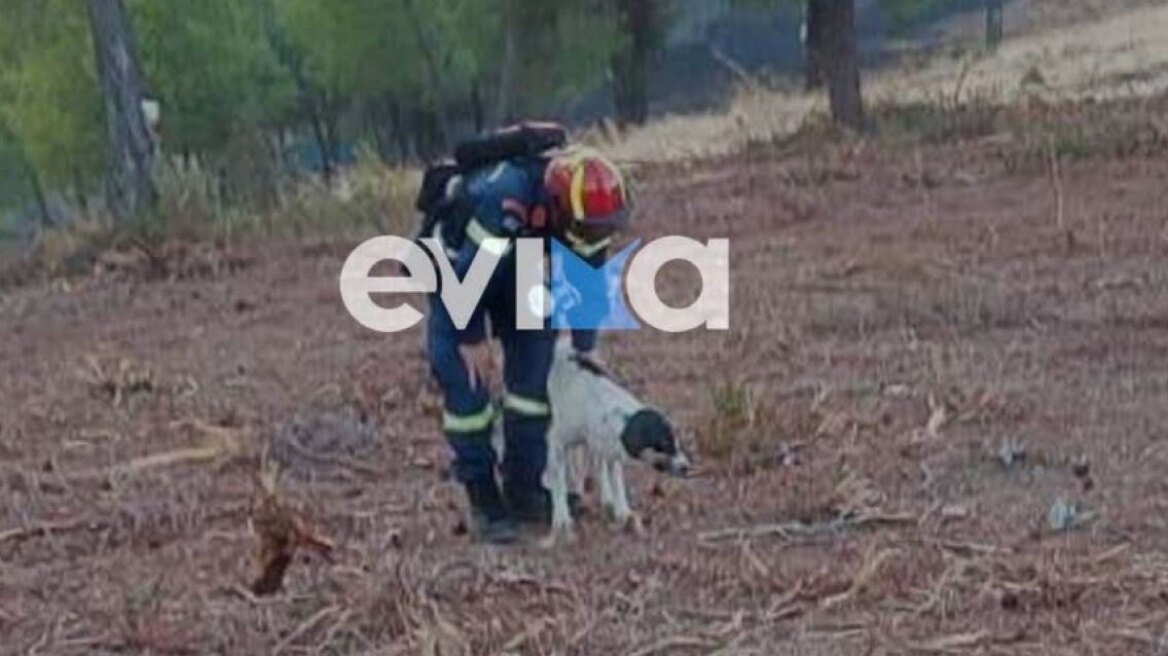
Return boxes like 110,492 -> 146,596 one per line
453,122 -> 567,170
415,162 -> 461,214
414,122 -> 567,250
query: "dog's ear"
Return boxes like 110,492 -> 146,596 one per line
620,409 -> 675,458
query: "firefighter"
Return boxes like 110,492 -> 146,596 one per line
424,129 -> 632,544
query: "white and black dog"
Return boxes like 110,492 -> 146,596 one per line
540,340 -> 690,539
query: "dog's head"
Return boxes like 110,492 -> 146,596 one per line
619,409 -> 690,477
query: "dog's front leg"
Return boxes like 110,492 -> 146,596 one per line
609,460 -> 643,534
597,452 -> 615,517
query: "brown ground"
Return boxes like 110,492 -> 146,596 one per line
3,97 -> 1168,655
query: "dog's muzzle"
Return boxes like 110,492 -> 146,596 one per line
650,452 -> 691,477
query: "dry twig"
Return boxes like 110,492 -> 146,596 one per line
699,512 -> 916,545
0,518 -> 108,545
625,635 -> 720,656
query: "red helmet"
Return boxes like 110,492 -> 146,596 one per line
544,148 -> 632,248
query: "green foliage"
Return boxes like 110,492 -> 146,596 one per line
129,0 -> 297,154
0,120 -> 32,221
0,0 -> 104,192
0,0 -> 834,234
507,0 -> 623,115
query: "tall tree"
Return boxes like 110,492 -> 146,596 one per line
817,0 -> 864,129
985,0 -> 1003,49
129,0 -> 296,157
612,0 -> 663,126
0,121 -> 48,229
0,0 -> 104,202
401,0 -> 453,149
87,0 -> 155,222
803,0 -> 825,90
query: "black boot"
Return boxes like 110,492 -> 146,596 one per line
465,479 -> 519,545
504,485 -> 584,525
504,484 -> 551,525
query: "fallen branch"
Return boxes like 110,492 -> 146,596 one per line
1109,628 -> 1162,647
699,512 -> 917,545
67,421 -> 246,482
0,518 -> 108,545
908,630 -> 988,654
709,46 -> 758,90
625,635 -> 720,656
821,547 -> 900,610
2,503 -> 247,548
922,538 -> 1012,556
273,605 -> 341,655
499,617 -> 552,654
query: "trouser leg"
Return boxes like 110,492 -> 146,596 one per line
426,298 -> 507,525
498,326 -> 556,516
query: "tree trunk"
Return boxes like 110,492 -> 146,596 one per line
803,0 -> 825,91
322,104 -> 340,172
307,99 -> 333,185
87,0 -> 156,223
390,100 -> 410,161
26,160 -> 51,229
400,0 -> 452,151
367,99 -> 391,161
495,2 -> 519,126
818,0 -> 864,130
612,0 -> 656,126
985,0 -> 1004,49
471,81 -> 485,134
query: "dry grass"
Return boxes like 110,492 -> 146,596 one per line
5,4 -> 1168,655
4,102 -> 1168,653
0,153 -> 419,286
605,2 -> 1168,165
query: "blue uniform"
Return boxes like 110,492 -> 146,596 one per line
426,157 -> 601,495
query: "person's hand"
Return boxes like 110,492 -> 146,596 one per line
460,340 -> 497,391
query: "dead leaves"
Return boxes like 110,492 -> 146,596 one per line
76,355 -> 154,406
94,239 -> 254,282
820,546 -> 901,610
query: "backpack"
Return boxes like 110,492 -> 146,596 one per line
412,122 -> 567,249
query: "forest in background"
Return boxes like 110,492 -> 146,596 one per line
0,0 -> 1006,242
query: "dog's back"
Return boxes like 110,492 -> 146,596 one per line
546,341 -> 643,459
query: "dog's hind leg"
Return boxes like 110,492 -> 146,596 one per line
542,445 -> 575,546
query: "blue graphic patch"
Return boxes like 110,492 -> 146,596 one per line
550,239 -> 641,330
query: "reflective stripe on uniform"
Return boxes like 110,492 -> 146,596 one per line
443,405 -> 496,433
504,392 -> 550,417
465,217 -> 511,257
487,162 -> 508,183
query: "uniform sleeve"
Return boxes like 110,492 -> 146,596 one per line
453,238 -> 490,345
453,164 -> 534,345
